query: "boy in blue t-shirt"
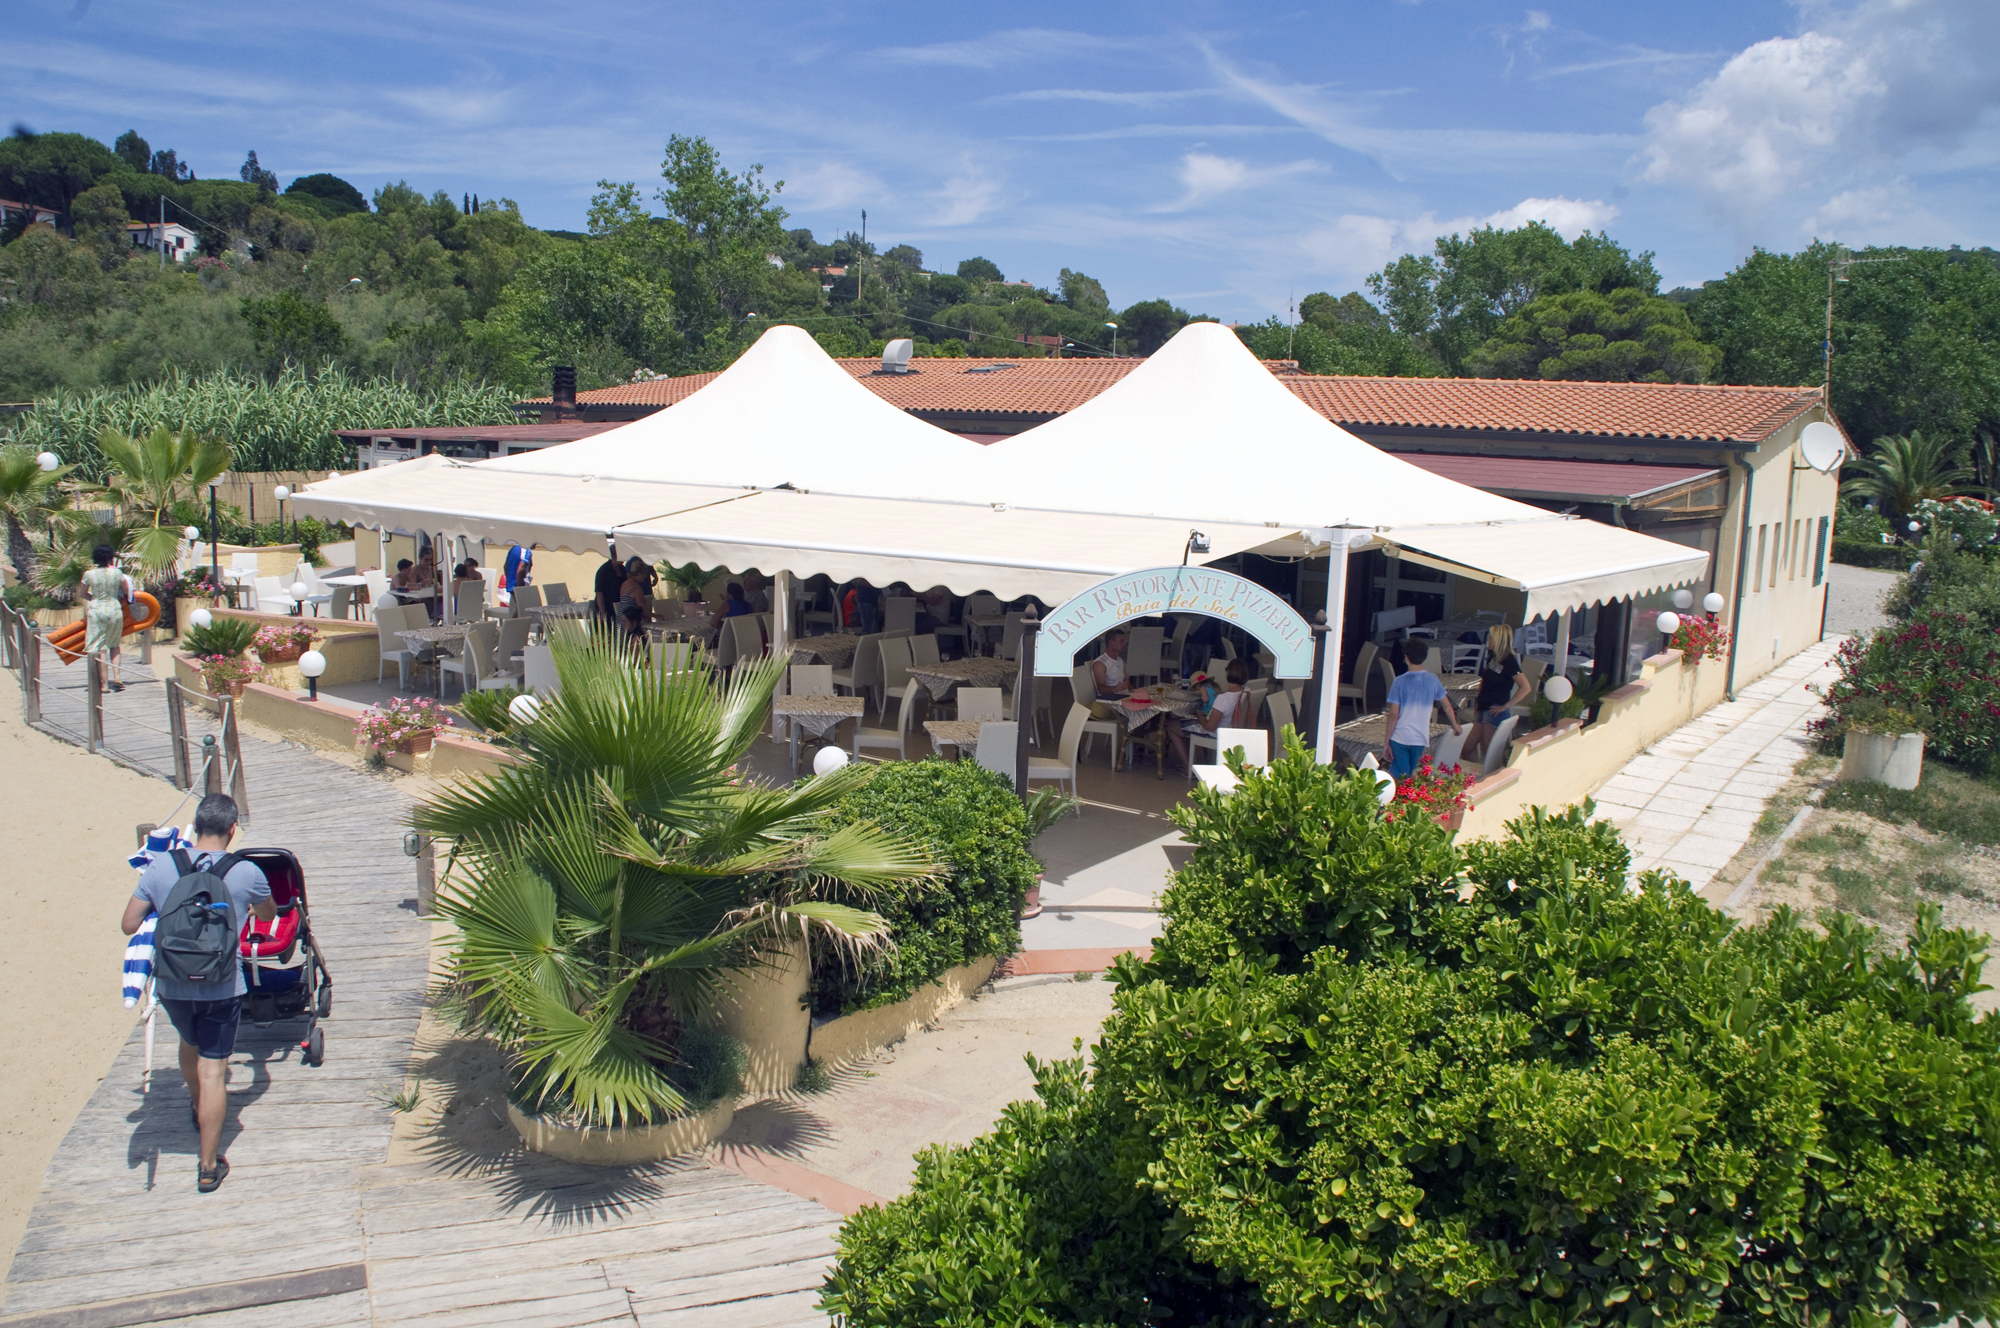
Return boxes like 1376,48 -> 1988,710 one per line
1382,639 -> 1462,779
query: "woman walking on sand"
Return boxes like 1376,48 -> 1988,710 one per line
83,544 -> 130,692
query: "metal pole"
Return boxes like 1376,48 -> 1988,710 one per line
208,484 -> 220,600
1014,609 -> 1039,800
1298,611 -> 1329,755
1314,540 -> 1350,765
86,652 -> 104,752
1553,610 -> 1572,680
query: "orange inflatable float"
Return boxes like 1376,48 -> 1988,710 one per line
49,591 -> 161,665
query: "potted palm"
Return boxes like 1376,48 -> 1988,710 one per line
416,624 -> 933,1163
657,561 -> 713,617
1020,786 -> 1081,919
180,617 -> 261,699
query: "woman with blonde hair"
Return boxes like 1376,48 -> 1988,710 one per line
1468,622 -> 1531,764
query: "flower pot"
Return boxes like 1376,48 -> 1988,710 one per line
394,729 -> 437,756
260,645 -> 306,664
1841,729 -> 1925,791
1022,875 -> 1043,920
506,1096 -> 734,1166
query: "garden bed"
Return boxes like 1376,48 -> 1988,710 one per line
808,956 -> 997,1068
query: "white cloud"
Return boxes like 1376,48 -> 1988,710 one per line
930,163 -> 1004,226
1153,152 -> 1321,212
777,161 -> 881,213
1479,195 -> 1620,235
872,29 -> 1136,69
1642,0 -> 2000,236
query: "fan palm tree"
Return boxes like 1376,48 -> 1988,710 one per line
1840,431 -> 1977,530
97,426 -> 231,575
0,446 -> 74,589
416,626 -> 936,1128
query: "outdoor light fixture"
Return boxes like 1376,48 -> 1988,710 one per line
1544,675 -> 1574,705
1182,530 -> 1210,565
813,746 -> 850,776
183,525 -> 201,543
188,608 -> 213,630
1908,520 -> 1922,533
291,581 -> 309,616
508,693 -> 542,725
1656,611 -> 1681,637
1703,592 -> 1726,614
1105,321 -> 1119,356
1672,589 -> 1694,611
298,649 -> 326,701
274,484 -> 294,544
1371,768 -> 1396,806
36,451 -> 59,472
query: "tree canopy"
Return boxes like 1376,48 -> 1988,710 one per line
1469,287 -> 1722,383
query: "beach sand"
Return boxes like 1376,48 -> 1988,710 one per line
0,675 -> 174,1285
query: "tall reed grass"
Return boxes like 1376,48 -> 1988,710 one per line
1,367 -> 519,480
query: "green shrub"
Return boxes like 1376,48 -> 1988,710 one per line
825,733 -> 2000,1327
811,759 -> 1035,1015
179,616 -> 258,657
453,686 -> 521,743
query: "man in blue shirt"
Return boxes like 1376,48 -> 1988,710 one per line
122,795 -> 274,1193
1381,640 -> 1462,780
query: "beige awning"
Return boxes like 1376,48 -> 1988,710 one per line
1377,518 -> 1710,619
610,488 -> 1309,601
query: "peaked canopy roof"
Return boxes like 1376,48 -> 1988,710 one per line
840,322 -> 1554,531
481,324 -> 977,493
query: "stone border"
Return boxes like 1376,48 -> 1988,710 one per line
807,956 -> 998,1067
506,1097 -> 734,1166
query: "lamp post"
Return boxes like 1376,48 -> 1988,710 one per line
1105,321 -> 1118,357
1015,605 -> 1040,801
35,451 -> 59,473
298,649 -> 326,702
1703,592 -> 1726,616
208,475 -> 224,602
1656,611 -> 1681,652
274,485 -> 291,545
291,580 -> 308,618
1181,529 -> 1210,566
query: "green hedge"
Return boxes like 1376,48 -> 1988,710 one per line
811,759 -> 1036,1016
824,736 -> 2000,1326
1833,538 -> 1913,570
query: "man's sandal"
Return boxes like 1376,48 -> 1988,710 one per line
197,1158 -> 229,1193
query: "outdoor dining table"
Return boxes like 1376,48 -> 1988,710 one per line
396,622 -> 474,697
923,718 -> 985,760
1330,713 -> 1454,770
791,632 -> 859,670
1115,686 -> 1203,778
772,693 -> 864,775
908,657 -> 1017,705
965,611 -> 1006,655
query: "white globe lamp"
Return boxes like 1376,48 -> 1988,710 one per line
813,746 -> 850,776
183,525 -> 201,542
1908,520 -> 1921,533
1655,611 -> 1681,637
1703,592 -> 1726,615
508,693 -> 542,725
1544,675 -> 1574,705
1372,768 -> 1396,806
188,608 -> 213,630
298,649 -> 326,701
35,451 -> 59,472
1672,589 -> 1693,611
273,485 -> 291,502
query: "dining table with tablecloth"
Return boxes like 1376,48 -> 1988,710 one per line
907,656 -> 1018,705
922,719 -> 986,759
772,693 -> 863,774
1111,685 -> 1204,777
1330,713 -> 1454,769
791,632 -> 859,670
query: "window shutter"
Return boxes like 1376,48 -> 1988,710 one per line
1813,515 -> 1830,587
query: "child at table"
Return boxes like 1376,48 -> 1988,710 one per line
1167,658 -> 1250,773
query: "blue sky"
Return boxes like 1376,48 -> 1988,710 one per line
9,0 -> 1999,320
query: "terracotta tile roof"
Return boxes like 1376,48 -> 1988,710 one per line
523,360 -> 1826,444
1395,454 -> 1720,502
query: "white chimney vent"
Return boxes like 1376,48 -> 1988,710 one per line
880,339 -> 915,374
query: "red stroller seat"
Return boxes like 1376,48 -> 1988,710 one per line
241,904 -> 300,962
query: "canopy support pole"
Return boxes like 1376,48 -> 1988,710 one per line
1554,610 -> 1571,680
769,573 -> 793,741
1314,542 -> 1350,765
1015,609 -> 1039,801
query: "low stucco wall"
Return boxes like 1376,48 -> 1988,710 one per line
703,938 -> 812,1096
807,956 -> 998,1068
1457,648 -> 1731,841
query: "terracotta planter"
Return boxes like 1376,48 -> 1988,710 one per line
507,1097 -> 734,1166
259,645 -> 307,664
394,729 -> 437,756
1022,875 -> 1043,920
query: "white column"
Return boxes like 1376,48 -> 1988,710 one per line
769,572 -> 793,741
1314,540 -> 1350,765
1553,610 -> 1572,677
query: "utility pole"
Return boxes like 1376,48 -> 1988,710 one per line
159,195 -> 165,268
1825,244 -> 1909,395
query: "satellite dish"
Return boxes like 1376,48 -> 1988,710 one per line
1798,422 -> 1846,473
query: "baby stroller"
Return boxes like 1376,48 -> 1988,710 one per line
236,848 -> 333,1067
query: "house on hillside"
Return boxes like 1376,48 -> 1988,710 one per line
0,198 -> 59,229
488,356 -> 1843,693
126,221 -> 200,261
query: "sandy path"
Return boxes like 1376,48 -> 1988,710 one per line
0,674 -> 187,1281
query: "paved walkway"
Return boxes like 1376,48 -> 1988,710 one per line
6,692 -> 839,1327
1823,563 -> 1896,639
1585,640 -> 1842,891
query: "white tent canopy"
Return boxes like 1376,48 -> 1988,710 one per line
1381,522 -> 1711,621
480,324 -> 980,494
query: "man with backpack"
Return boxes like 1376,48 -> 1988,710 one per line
121,795 -> 274,1193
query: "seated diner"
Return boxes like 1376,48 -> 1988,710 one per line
1166,657 -> 1251,773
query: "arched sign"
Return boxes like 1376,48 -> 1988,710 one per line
1035,566 -> 1315,678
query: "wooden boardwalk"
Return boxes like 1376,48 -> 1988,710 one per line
4,658 -> 840,1327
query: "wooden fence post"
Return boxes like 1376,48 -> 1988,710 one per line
166,679 -> 192,790
221,698 -> 249,824
0,605 -> 16,671
201,733 -> 221,797
85,652 -> 104,753
19,621 -> 40,726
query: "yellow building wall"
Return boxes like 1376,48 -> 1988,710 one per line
1716,412 -> 1841,691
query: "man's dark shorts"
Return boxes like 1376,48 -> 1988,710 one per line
160,997 -> 242,1060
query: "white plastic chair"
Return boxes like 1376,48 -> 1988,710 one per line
512,584 -> 543,612
1338,641 -> 1378,719
495,617 -> 532,676
255,576 -> 293,615
875,636 -> 914,715
376,605 -> 419,688
1431,726 -> 1470,770
882,597 -> 917,635
1026,706 -> 1086,806
1194,726 -> 1269,793
328,585 -> 356,621
957,687 -> 1005,722
790,663 -> 834,695
999,613 -> 1027,661
293,563 -> 334,617
450,580 -> 485,625
1125,625 -> 1165,686
1450,642 -> 1486,674
853,679 -> 923,760
1481,713 -> 1520,776
522,643 -> 559,695
1186,694 -> 1254,774
1265,688 -> 1295,751
440,621 -> 498,696
975,721 -> 1018,779
909,634 -> 941,667
1070,664 -> 1120,763
362,569 -> 389,617
834,632 -> 885,699
1162,617 -> 1193,680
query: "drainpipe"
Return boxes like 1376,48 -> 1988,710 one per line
1724,453 -> 1755,699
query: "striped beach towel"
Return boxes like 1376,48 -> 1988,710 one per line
123,825 -> 194,1006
